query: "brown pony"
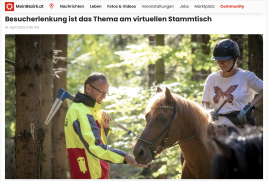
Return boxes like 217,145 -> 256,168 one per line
133,87 -> 226,179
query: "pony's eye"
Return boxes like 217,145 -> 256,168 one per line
161,118 -> 167,122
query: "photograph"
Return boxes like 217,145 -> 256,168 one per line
5,34 -> 263,179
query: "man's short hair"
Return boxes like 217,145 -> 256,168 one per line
84,73 -> 107,92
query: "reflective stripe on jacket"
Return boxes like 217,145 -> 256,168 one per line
64,92 -> 127,179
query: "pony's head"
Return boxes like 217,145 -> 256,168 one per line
211,126 -> 263,179
133,87 -> 210,164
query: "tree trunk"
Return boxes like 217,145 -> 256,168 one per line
14,35 -> 44,179
148,35 -> 156,87
248,35 -> 263,126
191,34 -> 200,81
155,35 -> 165,84
230,35 -> 243,68
52,35 -> 67,179
191,35 -> 211,81
41,35 -> 54,179
5,34 -> 16,179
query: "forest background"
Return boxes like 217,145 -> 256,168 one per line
5,34 -> 263,179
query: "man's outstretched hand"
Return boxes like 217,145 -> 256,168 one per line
124,154 -> 148,168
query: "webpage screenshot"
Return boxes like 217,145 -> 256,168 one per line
2,0 -> 267,179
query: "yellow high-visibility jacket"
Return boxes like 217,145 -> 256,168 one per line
64,92 -> 127,179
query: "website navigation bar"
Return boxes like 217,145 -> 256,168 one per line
3,1 -> 265,13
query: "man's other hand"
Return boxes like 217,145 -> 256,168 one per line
124,154 -> 148,168
101,111 -> 111,128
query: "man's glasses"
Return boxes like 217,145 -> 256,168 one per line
90,84 -> 109,96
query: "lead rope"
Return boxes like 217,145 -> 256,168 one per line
164,134 -> 197,173
165,152 -> 181,173
147,147 -> 181,172
147,145 -> 182,172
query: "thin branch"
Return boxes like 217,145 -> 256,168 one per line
5,59 -> 15,66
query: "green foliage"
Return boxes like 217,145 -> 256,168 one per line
67,34 -> 148,94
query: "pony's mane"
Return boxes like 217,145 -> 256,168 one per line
146,91 -> 211,145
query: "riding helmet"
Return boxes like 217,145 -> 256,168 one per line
211,39 -> 240,60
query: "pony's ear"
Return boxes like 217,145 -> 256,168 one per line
227,126 -> 240,136
156,87 -> 163,93
212,138 -> 232,159
165,87 -> 173,104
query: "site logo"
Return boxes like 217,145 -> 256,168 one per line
49,3 -> 54,9
5,2 -> 14,11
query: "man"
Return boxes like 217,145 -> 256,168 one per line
64,73 -> 147,179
